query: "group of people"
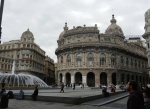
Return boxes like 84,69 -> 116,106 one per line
127,80 -> 150,109
60,82 -> 84,93
0,85 -> 38,101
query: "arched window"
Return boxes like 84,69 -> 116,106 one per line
111,54 -> 116,66
76,54 -> 82,66
126,58 -> 128,66
121,56 -> 124,66
131,59 -> 133,67
100,53 -> 106,66
67,54 -> 71,66
61,56 -> 63,63
135,60 -> 137,68
87,53 -> 94,66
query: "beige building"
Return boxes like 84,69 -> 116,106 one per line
44,56 -> 55,85
55,15 -> 149,87
0,29 -> 46,79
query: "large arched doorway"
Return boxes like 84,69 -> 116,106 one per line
65,73 -> 71,86
131,75 -> 134,80
112,73 -> 116,85
59,73 -> 63,83
87,72 -> 95,87
136,75 -> 138,83
127,74 -> 130,83
143,76 -> 145,86
140,75 -> 142,83
100,72 -> 107,85
75,72 -> 82,85
121,73 -> 124,84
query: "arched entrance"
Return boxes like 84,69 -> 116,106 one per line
131,75 -> 134,80
127,74 -> 130,82
59,73 -> 63,83
65,73 -> 71,86
100,72 -> 107,85
143,76 -> 145,85
140,75 -> 142,83
136,75 -> 138,83
75,72 -> 82,85
121,73 -> 124,84
87,72 -> 95,87
112,73 -> 116,85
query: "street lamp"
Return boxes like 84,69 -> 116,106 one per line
0,0 -> 5,44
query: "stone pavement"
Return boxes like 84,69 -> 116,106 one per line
5,88 -> 129,109
7,96 -> 128,109
20,87 -> 125,104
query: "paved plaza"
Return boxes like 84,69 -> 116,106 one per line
7,96 -> 128,109
4,87 -> 128,109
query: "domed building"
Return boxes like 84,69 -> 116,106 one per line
0,29 -> 46,80
55,15 -> 149,87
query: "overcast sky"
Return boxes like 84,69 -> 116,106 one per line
1,0 -> 150,62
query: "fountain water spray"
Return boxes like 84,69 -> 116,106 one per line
0,60 -> 48,87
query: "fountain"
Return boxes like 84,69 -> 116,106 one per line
0,60 -> 48,87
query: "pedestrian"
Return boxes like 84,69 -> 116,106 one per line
7,89 -> 14,99
73,83 -> 75,90
82,84 -> 84,89
143,86 -> 150,109
17,89 -> 24,100
102,87 -> 109,97
127,80 -> 144,109
60,82 -> 64,93
31,86 -> 38,101
0,84 -> 6,96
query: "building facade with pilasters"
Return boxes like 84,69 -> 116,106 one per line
55,15 -> 149,87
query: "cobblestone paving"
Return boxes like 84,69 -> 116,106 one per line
7,98 -> 127,109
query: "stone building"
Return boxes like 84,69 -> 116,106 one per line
0,29 -> 46,79
44,56 -> 55,85
143,8 -> 150,76
55,15 -> 149,87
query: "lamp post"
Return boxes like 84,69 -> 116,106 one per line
0,0 -> 5,44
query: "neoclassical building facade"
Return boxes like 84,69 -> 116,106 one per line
55,15 -> 149,87
44,56 -> 55,85
0,29 -> 46,79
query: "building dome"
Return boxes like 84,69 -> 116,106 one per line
105,15 -> 124,36
21,29 -> 34,42
21,28 -> 34,39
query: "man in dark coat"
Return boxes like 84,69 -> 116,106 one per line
60,82 -> 64,93
32,86 -> 38,101
127,80 -> 144,109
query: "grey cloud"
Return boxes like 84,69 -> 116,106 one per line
1,0 -> 150,62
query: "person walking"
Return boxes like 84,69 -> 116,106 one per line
31,86 -> 38,101
127,80 -> 144,109
60,82 -> 64,93
143,86 -> 150,109
73,83 -> 75,90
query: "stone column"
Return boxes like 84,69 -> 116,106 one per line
107,73 -> 112,85
71,75 -> 75,84
116,73 -> 121,84
95,73 -> 100,87
82,75 -> 87,86
63,75 -> 65,83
